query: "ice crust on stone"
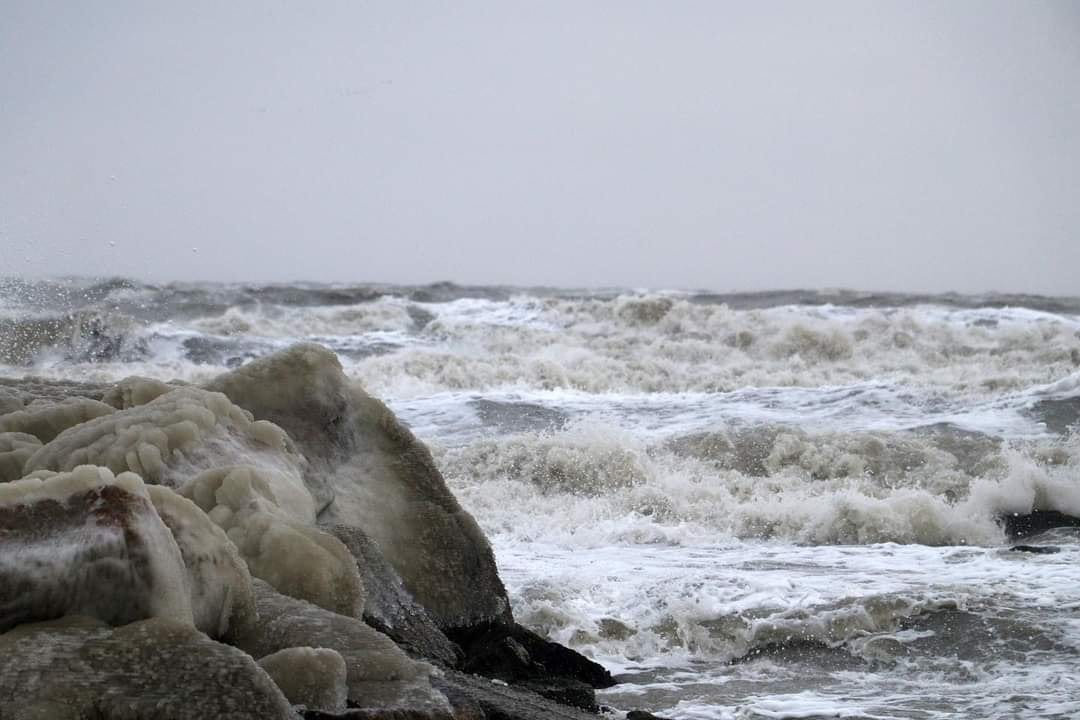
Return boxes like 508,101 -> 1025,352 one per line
0,466 -> 193,633
0,433 -> 40,483
257,646 -> 348,713
181,464 -> 363,617
0,397 -> 115,444
24,386 -> 309,498
145,484 -> 257,640
101,376 -> 177,410
0,616 -> 294,719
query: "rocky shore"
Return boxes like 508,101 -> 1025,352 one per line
0,344 -> 614,719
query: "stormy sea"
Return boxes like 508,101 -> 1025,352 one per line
3,276 -> 1080,719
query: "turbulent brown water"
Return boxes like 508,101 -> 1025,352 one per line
3,277 -> 1080,719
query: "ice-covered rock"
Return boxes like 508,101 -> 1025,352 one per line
24,387 -> 306,495
207,344 -> 511,630
0,616 -> 294,719
237,580 -> 451,717
0,433 -> 40,483
102,376 -> 177,410
0,397 -> 115,443
146,484 -> 257,640
257,647 -> 348,713
181,464 -> 363,617
0,466 -> 193,634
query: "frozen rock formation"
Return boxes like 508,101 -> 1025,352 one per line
0,433 -> 40,483
0,467 -> 193,634
24,387 -> 306,494
238,579 -> 451,717
257,646 -> 348,713
206,344 -> 511,630
0,616 -> 294,719
145,484 -> 257,641
181,464 -> 363,617
0,397 -> 114,443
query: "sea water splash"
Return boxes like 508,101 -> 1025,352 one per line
2,277 -> 1080,718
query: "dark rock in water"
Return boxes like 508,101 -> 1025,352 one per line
206,344 -> 512,630
235,580 -> 451,717
434,670 -> 601,720
0,468 -> 193,634
326,524 -> 462,667
0,616 -> 294,719
626,712 -> 671,720
513,679 -> 598,712
1009,544 -> 1061,554
181,335 -> 264,367
1002,510 -> 1080,539
448,622 -> 615,692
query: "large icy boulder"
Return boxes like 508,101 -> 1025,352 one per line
0,467 -> 193,634
206,344 -> 511,630
0,616 -> 294,719
0,466 -> 256,641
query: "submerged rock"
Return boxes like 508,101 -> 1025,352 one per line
0,616 -> 294,719
0,467 -> 193,634
206,344 -> 511,630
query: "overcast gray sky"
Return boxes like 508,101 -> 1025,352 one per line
2,1 -> 1078,293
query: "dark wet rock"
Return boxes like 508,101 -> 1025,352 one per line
1002,510 -> 1080,539
434,670 -> 601,720
1009,544 -> 1061,554
513,679 -> 597,712
181,335 -> 265,367
0,468 -> 193,634
448,622 -> 615,691
0,616 -> 294,719
207,345 -> 512,630
235,580 -> 451,717
626,711 -> 670,720
325,524 -> 462,667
